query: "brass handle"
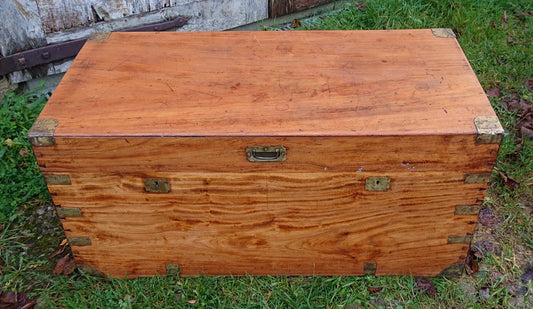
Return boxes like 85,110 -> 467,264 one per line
246,146 -> 286,162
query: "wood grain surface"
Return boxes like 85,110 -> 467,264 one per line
31,30 -> 501,277
33,135 -> 499,174
50,171 -> 482,277
38,30 -> 496,137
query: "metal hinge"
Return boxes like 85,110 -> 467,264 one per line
0,16 -> 188,76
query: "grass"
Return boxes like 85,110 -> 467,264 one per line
1,0 -> 532,307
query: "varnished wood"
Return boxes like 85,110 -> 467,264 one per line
51,171 -> 483,277
33,135 -> 499,174
31,30 -> 501,277
38,30 -> 496,138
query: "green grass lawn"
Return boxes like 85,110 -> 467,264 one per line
1,0 -> 532,307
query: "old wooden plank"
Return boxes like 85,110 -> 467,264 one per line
36,0 -> 176,33
270,0 -> 335,17
7,0 -> 267,83
0,0 -> 46,56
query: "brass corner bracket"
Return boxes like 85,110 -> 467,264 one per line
28,118 -> 58,146
365,177 -> 391,191
364,262 -> 377,275
89,32 -> 111,41
44,174 -> 71,185
68,237 -> 92,246
448,235 -> 473,244
474,116 -> 505,144
431,28 -> 456,38
465,173 -> 492,184
77,264 -> 106,277
439,262 -> 464,278
56,207 -> 82,218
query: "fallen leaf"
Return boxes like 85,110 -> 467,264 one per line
290,19 -> 302,28
498,171 -> 520,189
501,97 -> 532,113
478,287 -> 490,300
522,267 -> 533,284
355,2 -> 366,11
367,287 -> 382,294
465,249 -> 480,275
485,87 -> 501,97
4,139 -> 13,147
478,208 -> 499,227
516,11 -> 532,17
521,125 -> 533,139
50,239 -> 69,258
19,149 -> 30,157
0,291 -> 36,309
187,299 -> 198,304
502,10 -> 508,24
416,279 -> 437,296
527,77 -> 533,91
507,37 -> 517,44
472,241 -> 502,257
53,255 -> 76,275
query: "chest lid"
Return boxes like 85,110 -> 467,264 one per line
36,29 -> 497,138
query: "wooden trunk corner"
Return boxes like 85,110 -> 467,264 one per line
44,174 -> 71,185
431,28 -> 456,38
77,264 -> 106,277
68,237 -> 92,246
438,262 -> 464,278
364,262 -> 377,275
89,32 -> 111,42
474,116 -> 504,144
28,118 -> 58,146
56,207 -> 82,218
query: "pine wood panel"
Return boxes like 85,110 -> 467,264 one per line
38,30 -> 496,137
50,171 -> 483,277
33,135 -> 499,173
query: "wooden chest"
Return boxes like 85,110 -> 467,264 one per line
29,29 -> 503,278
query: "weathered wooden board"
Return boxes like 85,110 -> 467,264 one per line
50,171 -> 480,277
0,0 -> 46,56
2,0 -> 268,83
270,0 -> 336,17
37,0 -> 176,33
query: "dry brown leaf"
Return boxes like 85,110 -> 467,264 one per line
416,279 -> 437,296
290,19 -> 302,28
498,171 -> 521,189
0,291 -> 36,309
355,2 -> 366,11
19,149 -> 30,157
465,252 -> 480,275
368,287 -> 382,294
187,299 -> 198,304
502,10 -> 508,24
50,239 -> 69,258
53,255 -> 76,275
479,208 -> 499,227
486,87 -> 501,97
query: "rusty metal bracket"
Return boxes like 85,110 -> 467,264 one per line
0,16 -> 188,76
